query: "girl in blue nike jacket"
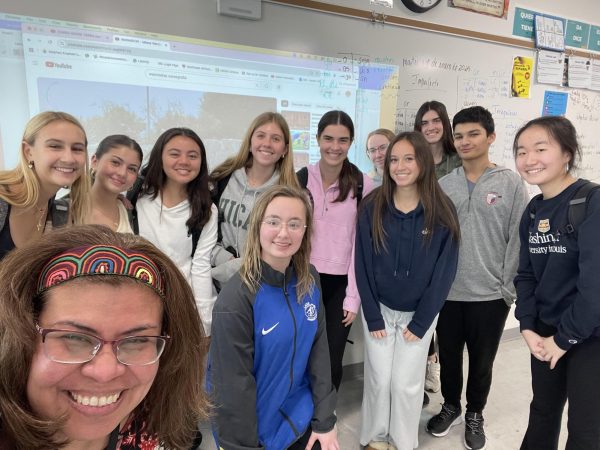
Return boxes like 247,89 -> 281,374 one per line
209,185 -> 338,450
356,132 -> 460,450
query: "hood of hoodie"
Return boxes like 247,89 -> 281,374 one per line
218,167 -> 280,253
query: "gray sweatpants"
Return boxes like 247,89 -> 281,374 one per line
360,304 -> 437,450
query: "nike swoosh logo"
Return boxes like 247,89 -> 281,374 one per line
262,322 -> 279,335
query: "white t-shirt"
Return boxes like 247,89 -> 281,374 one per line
116,200 -> 133,234
137,194 -> 218,335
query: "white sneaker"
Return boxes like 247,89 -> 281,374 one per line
425,360 -> 441,393
365,441 -> 390,450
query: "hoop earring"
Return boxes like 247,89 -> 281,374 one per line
28,161 -> 34,169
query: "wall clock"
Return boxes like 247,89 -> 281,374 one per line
400,0 -> 442,13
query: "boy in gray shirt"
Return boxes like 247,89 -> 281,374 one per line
426,106 -> 529,450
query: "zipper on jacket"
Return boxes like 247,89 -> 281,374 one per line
280,409 -> 301,437
466,168 -> 493,214
282,275 -> 297,393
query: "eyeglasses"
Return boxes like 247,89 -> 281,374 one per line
36,324 -> 170,366
261,218 -> 307,233
367,143 -> 388,155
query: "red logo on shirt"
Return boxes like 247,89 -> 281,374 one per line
486,192 -> 501,205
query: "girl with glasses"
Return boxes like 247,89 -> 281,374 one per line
365,128 -> 395,186
209,185 -> 339,450
0,225 -> 208,449
356,132 -> 459,450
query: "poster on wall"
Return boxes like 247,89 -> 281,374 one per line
534,14 -> 566,51
536,50 -> 565,86
448,0 -> 509,19
566,56 -> 592,89
511,56 -> 533,98
542,91 -> 568,116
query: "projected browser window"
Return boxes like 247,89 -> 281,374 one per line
1,12 -> 399,172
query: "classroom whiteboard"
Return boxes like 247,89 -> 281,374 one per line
257,3 -> 600,185
236,1 -> 600,186
1,0 -> 599,186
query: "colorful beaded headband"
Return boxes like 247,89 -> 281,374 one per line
37,245 -> 165,298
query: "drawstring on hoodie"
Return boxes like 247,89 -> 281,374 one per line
393,206 -> 417,278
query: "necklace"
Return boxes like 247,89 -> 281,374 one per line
93,205 -> 120,231
36,206 -> 48,232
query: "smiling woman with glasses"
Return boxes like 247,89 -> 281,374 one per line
0,225 -> 208,450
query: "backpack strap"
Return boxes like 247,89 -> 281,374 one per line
349,163 -> 364,204
210,173 -> 233,246
50,197 -> 70,227
190,225 -> 203,258
297,166 -> 308,189
295,167 -> 314,208
0,199 -> 8,233
563,181 -> 600,235
211,173 -> 232,207
528,194 -> 542,220
126,175 -> 145,235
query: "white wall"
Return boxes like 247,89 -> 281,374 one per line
320,0 -> 600,44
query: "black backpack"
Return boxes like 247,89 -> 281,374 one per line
127,176 -> 203,257
296,163 -> 364,206
528,181 -> 600,235
209,173 -> 234,255
0,197 -> 69,233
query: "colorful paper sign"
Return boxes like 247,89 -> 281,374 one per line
511,56 -> 533,98
542,91 -> 568,116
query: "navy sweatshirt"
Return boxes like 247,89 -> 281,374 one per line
514,179 -> 600,350
355,197 -> 459,338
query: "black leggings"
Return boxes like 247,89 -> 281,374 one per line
319,273 -> 351,391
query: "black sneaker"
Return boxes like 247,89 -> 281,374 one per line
423,392 -> 430,407
464,412 -> 486,450
426,403 -> 462,437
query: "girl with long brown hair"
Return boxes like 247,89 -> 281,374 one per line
209,112 -> 298,287
130,128 -> 218,335
356,131 -> 459,450
300,110 -> 375,391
